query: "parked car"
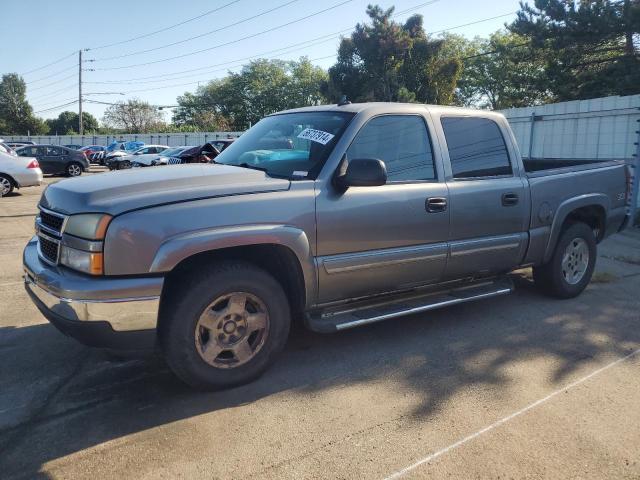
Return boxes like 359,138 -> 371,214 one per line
0,143 -> 42,196
106,145 -> 170,170
15,145 -> 89,176
169,140 -> 235,165
103,141 -> 146,165
132,146 -> 194,167
23,102 -> 633,390
5,141 -> 35,149
63,144 -> 83,150
80,145 -> 105,163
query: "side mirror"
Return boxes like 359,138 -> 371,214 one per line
334,158 -> 387,189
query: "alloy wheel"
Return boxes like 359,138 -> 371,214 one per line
561,237 -> 589,285
195,292 -> 269,369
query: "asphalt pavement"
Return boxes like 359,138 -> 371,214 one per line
1,168 -> 639,479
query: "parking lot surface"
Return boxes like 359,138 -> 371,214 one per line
1,169 -> 639,479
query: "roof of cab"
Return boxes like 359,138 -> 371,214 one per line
273,102 -> 506,120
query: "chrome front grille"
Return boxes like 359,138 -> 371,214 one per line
39,210 -> 64,232
36,207 -> 67,265
38,234 -> 60,264
168,157 -> 183,165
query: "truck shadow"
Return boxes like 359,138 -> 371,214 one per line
0,272 -> 638,479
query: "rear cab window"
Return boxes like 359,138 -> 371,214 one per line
441,116 -> 512,179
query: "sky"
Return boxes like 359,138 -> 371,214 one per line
0,0 -> 523,122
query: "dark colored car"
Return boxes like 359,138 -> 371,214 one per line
170,140 -> 236,165
5,141 -> 35,149
15,145 -> 89,176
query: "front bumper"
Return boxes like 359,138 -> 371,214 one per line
23,237 -> 163,350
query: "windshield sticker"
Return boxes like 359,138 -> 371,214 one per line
292,170 -> 308,178
297,128 -> 335,145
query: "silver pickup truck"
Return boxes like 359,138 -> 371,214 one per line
23,102 -> 633,389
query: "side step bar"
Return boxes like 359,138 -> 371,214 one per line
306,277 -> 514,333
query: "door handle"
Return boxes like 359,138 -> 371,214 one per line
426,197 -> 447,213
502,192 -> 519,206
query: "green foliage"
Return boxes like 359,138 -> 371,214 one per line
326,6 -> 461,104
174,57 -> 328,130
45,111 -> 99,135
455,31 -> 552,109
0,73 -> 47,135
102,98 -> 166,133
510,0 -> 640,101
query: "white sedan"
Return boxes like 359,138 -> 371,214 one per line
0,142 -> 43,196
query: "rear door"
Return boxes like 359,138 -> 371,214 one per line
437,115 -> 528,280
44,146 -> 66,174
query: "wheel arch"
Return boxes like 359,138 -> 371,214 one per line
544,194 -> 608,263
153,225 -> 317,313
0,172 -> 19,188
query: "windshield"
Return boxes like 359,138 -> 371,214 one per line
214,111 -> 354,179
160,147 -> 190,157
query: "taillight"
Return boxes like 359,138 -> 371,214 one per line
27,159 -> 39,169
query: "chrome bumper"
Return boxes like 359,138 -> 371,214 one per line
23,237 -> 162,332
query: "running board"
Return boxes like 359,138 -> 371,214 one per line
306,277 -> 514,333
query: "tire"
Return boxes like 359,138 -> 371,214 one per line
533,222 -> 597,299
0,174 -> 14,196
66,162 -> 83,177
119,160 -> 131,170
159,261 -> 291,390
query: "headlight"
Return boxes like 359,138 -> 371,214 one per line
60,245 -> 104,275
64,213 -> 112,240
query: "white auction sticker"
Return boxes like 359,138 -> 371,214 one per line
297,128 -> 335,145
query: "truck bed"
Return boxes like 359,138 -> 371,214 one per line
523,157 -> 619,174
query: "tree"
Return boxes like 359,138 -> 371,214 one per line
0,73 -> 47,135
327,5 -> 461,104
510,0 -> 640,100
102,99 -> 166,133
45,111 -> 99,135
174,57 -> 328,130
454,31 -> 551,109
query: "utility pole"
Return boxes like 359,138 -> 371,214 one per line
78,49 -> 83,136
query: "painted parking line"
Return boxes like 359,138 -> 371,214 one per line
384,348 -> 640,480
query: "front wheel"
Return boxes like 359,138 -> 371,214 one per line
159,261 -> 291,390
533,222 -> 597,298
66,162 -> 83,177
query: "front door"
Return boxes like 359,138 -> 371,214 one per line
438,115 -> 528,280
315,114 -> 450,304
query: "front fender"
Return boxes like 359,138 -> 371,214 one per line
149,224 -> 317,306
543,193 -> 609,263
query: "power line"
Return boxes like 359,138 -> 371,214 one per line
93,0 -> 300,61
87,0 -> 244,51
86,0 -> 449,84
25,65 -> 77,85
34,100 -> 78,114
93,0 -> 356,71
27,72 -> 77,92
21,51 -> 76,76
29,82 -> 78,103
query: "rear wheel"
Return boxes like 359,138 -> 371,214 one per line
533,222 -> 597,298
159,261 -> 291,390
0,174 -> 14,196
66,162 -> 82,177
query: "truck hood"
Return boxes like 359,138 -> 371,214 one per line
40,164 -> 291,216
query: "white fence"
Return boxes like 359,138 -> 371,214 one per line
1,132 -> 243,148
499,94 -> 640,160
